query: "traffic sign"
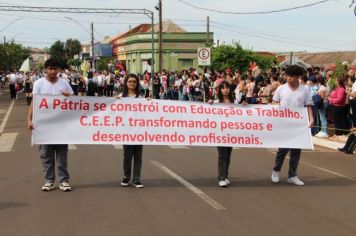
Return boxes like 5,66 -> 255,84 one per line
197,48 -> 211,66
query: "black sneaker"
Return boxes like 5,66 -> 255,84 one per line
132,181 -> 144,188
338,148 -> 346,153
121,178 -> 130,187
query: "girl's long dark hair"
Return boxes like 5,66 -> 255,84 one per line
122,73 -> 140,97
217,81 -> 234,103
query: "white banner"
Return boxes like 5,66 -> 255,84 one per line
32,95 -> 313,149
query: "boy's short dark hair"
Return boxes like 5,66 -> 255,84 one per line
285,65 -> 305,77
44,58 -> 62,69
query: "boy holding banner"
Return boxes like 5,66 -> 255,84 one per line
27,58 -> 74,192
271,65 -> 313,186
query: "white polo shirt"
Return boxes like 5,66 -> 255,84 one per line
273,83 -> 312,107
32,77 -> 74,95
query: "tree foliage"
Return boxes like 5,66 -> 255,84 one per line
327,61 -> 347,90
49,38 -> 82,69
49,40 -> 66,60
211,42 -> 276,72
65,38 -> 81,59
96,57 -> 112,72
0,42 -> 30,71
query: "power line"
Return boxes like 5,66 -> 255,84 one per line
209,22 -> 350,48
211,25 -> 342,51
177,0 -> 333,15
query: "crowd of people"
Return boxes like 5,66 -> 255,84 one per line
3,61 -> 355,143
1,58 -> 355,191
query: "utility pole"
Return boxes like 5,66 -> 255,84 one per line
91,22 -> 95,71
3,36 -> 5,44
290,51 -> 293,65
206,16 -> 210,46
158,0 -> 163,74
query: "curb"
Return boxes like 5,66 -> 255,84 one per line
312,136 -> 345,150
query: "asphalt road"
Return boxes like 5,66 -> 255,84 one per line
1,88 -> 356,236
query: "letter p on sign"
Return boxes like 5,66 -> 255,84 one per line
198,48 -> 211,66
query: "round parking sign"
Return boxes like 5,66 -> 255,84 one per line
198,48 -> 210,60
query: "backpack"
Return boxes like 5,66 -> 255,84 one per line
312,94 -> 323,109
87,79 -> 95,95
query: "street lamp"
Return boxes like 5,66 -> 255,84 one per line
0,17 -> 23,44
0,17 -> 23,34
65,16 -> 95,70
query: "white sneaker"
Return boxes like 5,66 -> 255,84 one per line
271,170 -> 280,183
218,180 -> 227,187
41,182 -> 55,191
287,176 -> 304,186
59,182 -> 72,191
225,179 -> 231,185
316,132 -> 328,138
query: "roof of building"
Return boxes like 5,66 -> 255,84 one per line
28,48 -> 47,54
277,51 -> 356,66
109,20 -> 186,42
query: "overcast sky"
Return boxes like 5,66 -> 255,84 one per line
0,0 -> 355,52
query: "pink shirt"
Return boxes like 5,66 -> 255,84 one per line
329,87 -> 346,106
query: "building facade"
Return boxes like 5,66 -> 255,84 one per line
110,21 -> 213,74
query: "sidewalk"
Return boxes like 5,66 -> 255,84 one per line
312,135 -> 347,150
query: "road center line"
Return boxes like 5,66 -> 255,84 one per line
286,157 -> 356,182
0,101 -> 15,134
269,149 -> 356,181
151,160 -> 226,210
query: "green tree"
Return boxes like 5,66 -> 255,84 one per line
67,58 -> 82,70
0,42 -> 30,71
327,61 -> 347,90
65,38 -> 81,59
49,40 -> 66,60
211,42 -> 275,73
96,57 -> 111,72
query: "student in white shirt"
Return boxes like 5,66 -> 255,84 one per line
271,65 -> 313,186
27,58 -> 74,192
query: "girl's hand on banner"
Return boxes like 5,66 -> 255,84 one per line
27,120 -> 34,130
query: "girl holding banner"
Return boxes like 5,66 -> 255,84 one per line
209,81 -> 236,187
119,74 -> 144,188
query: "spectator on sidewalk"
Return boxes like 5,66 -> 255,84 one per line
338,128 -> 356,154
315,75 -> 330,138
7,69 -> 18,100
329,77 -> 347,141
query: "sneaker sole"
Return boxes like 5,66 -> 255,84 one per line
132,184 -> 144,188
42,187 -> 55,191
121,183 -> 129,187
287,180 -> 304,186
59,186 -> 72,191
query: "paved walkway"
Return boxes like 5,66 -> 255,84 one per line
312,135 -> 347,150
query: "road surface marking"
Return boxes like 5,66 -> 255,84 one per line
151,160 -> 226,210
0,101 -> 15,134
0,133 -> 18,152
113,145 -> 123,149
168,145 -> 189,149
68,144 -> 77,150
293,157 -> 356,182
268,149 -> 356,181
